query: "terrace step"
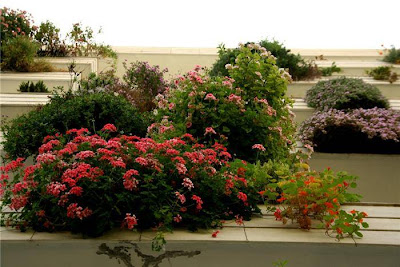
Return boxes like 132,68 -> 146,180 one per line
288,77 -> 400,99
315,60 -> 400,77
0,72 -> 78,94
1,94 -> 398,125
0,204 -> 398,267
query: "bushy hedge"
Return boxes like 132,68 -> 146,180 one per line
299,108 -> 400,153
210,40 -> 320,81
155,44 -> 296,163
1,92 -> 148,160
305,77 -> 389,111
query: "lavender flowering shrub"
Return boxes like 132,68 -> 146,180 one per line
122,61 -> 169,111
299,108 -> 400,153
305,77 -> 389,111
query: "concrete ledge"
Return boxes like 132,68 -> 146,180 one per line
1,204 -> 398,267
309,153 -> 400,203
0,72 -> 76,94
288,77 -> 400,99
45,57 -> 98,78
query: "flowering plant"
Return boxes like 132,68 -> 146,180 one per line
305,77 -> 389,111
121,61 -> 169,112
299,108 -> 400,153
156,44 -> 296,163
1,92 -> 148,160
1,125 -> 259,245
261,166 -> 369,240
0,7 -> 36,44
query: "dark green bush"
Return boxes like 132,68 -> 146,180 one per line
210,40 -> 321,81
1,36 -> 54,72
1,92 -> 148,160
366,66 -> 398,83
383,47 -> 400,64
19,80 -> 49,92
35,21 -> 68,57
305,77 -> 389,111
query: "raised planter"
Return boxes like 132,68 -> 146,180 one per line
287,77 -> 400,99
315,60 -> 400,77
1,204 -> 399,267
45,57 -> 98,78
309,153 -> 400,203
0,72 -> 76,94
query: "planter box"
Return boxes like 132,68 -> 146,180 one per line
309,153 -> 400,203
45,57 -> 98,78
287,77 -> 400,99
1,204 -> 399,267
0,93 -> 52,123
315,60 -> 400,77
0,72 -> 77,94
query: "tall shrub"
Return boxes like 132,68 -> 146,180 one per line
155,44 -> 296,163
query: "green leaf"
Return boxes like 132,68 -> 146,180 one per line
361,222 -> 369,228
350,182 -> 357,188
355,231 -> 363,237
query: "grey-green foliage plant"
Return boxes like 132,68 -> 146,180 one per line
19,80 -> 49,92
305,77 -> 390,111
366,66 -> 398,84
320,62 -> 341,76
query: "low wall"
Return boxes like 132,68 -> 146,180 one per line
309,153 -> 400,203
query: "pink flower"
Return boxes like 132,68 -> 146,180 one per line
175,191 -> 186,204
101,124 -> 117,132
176,163 -> 187,175
191,195 -> 203,210
182,178 -> 194,190
75,150 -> 95,160
67,203 -> 92,220
235,215 -> 244,225
252,144 -> 266,151
135,157 -> 148,166
173,214 -> 182,223
46,182 -> 67,197
204,93 -> 217,101
237,192 -> 248,203
69,186 -> 83,196
124,213 -> 138,229
204,127 -> 217,136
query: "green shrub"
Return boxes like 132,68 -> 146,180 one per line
210,40 -> 321,81
305,77 -> 389,111
35,21 -> 68,57
1,92 -> 148,160
320,62 -> 341,76
366,66 -> 398,83
156,44 -> 296,163
1,36 -> 54,72
383,47 -> 400,64
19,80 -> 49,92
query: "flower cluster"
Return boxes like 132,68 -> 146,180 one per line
0,125 -> 257,237
305,77 -> 389,111
261,166 -> 369,239
300,108 -> 400,153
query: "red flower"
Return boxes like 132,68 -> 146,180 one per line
101,124 -> 117,132
274,208 -> 282,220
124,213 -> 138,229
212,230 -> 220,238
191,195 -> 203,210
324,202 -> 334,209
